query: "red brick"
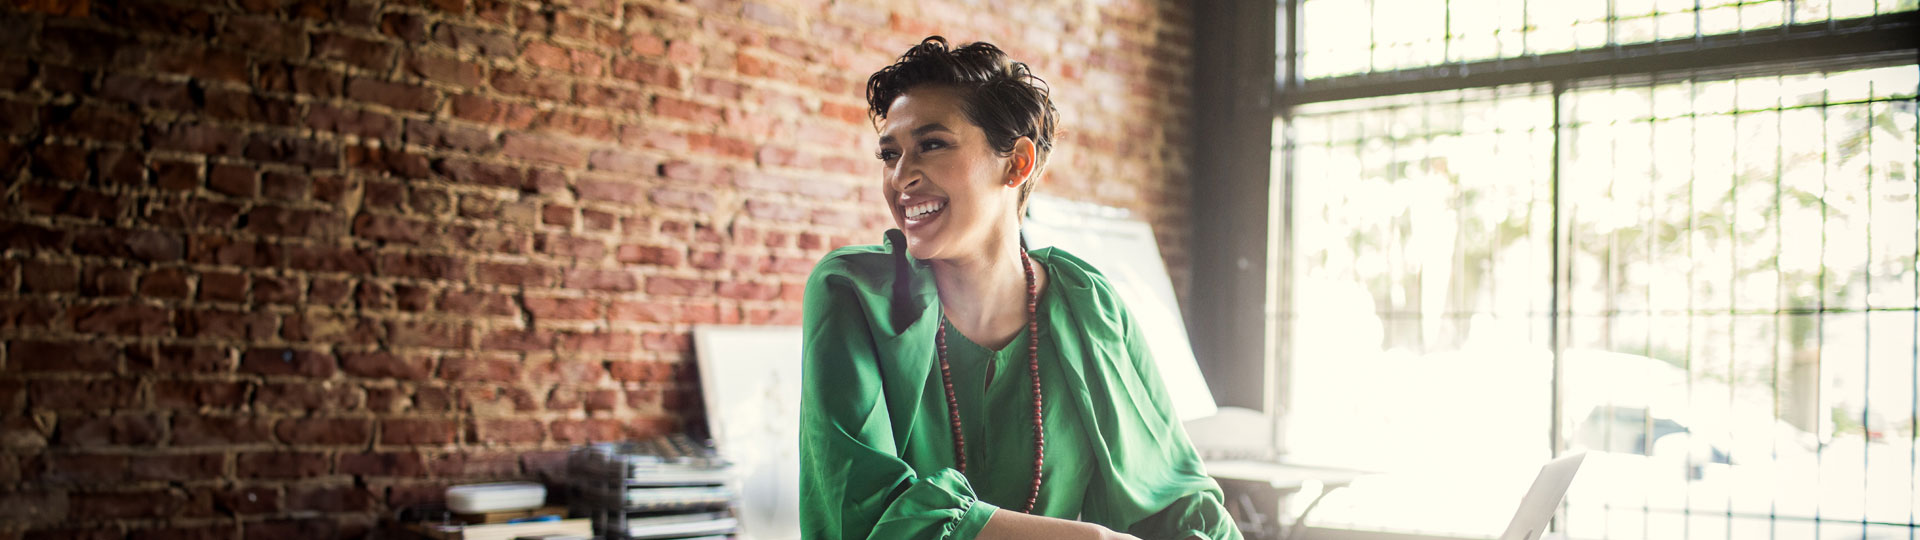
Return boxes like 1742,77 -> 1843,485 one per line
38,453 -> 129,485
258,384 -> 357,415
352,212 -> 429,244
651,187 -> 717,212
64,302 -> 168,336
221,15 -> 308,58
347,77 -> 438,112
99,75 -> 194,111
170,415 -> 270,446
474,262 -> 552,287
562,268 -> 636,291
337,451 -> 426,477
341,351 -> 430,380
203,89 -> 299,126
606,360 -> 674,383
500,132 -> 588,167
153,380 -> 251,409
381,418 -> 456,445
609,301 -> 676,323
262,171 -> 313,201
479,329 -> 554,351
312,31 -> 396,71
586,148 -> 656,174
575,84 -> 644,110
435,158 -> 527,188
130,524 -> 240,540
576,177 -> 645,204
275,417 -> 373,446
151,160 -> 200,191
56,414 -> 163,447
242,134 -> 339,169
258,62 -> 345,98
653,96 -> 721,124
126,344 -> 231,373
435,356 -> 515,382
489,69 -> 571,101
31,379 -> 142,409
549,418 -> 624,443
618,244 -> 682,266
214,486 -> 279,515
470,418 -> 543,444
386,320 -> 468,349
534,233 -> 605,259
557,331 -> 634,353
435,23 -> 518,57
199,271 -> 247,302
71,489 -> 206,520
403,50 -> 484,86
282,311 -> 380,345
437,289 -> 517,316
253,274 -> 302,303
21,261 -> 77,293
128,453 -> 226,482
612,58 -> 679,88
152,43 -> 248,83
427,451 -> 520,477
641,332 -> 691,352
181,308 -> 278,340
523,295 -> 602,320
239,348 -> 336,378
307,103 -> 397,139
237,451 -> 329,478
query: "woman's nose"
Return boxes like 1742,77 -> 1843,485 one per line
889,164 -> 920,192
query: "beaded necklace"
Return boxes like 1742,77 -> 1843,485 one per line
935,245 -> 1044,513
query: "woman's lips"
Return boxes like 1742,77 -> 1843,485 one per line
901,199 -> 946,229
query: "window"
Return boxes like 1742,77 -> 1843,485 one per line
1274,2 -> 1917,538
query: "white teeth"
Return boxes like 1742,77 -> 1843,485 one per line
906,201 -> 945,219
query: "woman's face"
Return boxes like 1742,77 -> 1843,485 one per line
875,86 -> 1025,261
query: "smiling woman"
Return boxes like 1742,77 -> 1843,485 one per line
797,36 -> 1242,540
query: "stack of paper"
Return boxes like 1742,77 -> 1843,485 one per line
568,434 -> 739,539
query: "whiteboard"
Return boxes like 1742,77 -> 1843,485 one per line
693,325 -> 803,540
1024,194 -> 1219,421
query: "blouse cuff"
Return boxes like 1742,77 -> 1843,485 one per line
948,494 -> 999,540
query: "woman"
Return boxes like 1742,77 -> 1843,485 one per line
799,37 -> 1240,540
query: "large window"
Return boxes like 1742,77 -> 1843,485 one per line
1276,2 -> 1918,538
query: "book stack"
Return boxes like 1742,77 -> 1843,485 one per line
568,434 -> 739,540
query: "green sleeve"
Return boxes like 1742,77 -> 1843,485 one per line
799,261 -> 999,540
1084,292 -> 1242,540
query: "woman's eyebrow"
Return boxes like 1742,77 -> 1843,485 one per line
877,123 -> 954,145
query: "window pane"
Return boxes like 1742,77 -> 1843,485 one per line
1282,63 -> 1920,537
1284,84 -> 1554,537
1290,0 -> 1917,81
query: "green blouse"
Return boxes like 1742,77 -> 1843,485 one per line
799,230 -> 1240,540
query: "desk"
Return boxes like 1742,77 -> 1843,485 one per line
1207,460 -> 1368,540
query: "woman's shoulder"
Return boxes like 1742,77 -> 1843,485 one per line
809,243 -> 893,280
1031,246 -> 1128,318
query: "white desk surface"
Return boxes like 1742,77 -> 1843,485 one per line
1204,460 -> 1369,490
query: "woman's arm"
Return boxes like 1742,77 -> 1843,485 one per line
801,258 -> 998,540
976,509 -> 1143,540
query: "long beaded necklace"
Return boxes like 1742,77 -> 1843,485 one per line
935,245 -> 1044,513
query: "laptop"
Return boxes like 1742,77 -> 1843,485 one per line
1496,453 -> 1587,540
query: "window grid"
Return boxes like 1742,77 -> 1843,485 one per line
1293,0 -> 1920,80
1280,63 -> 1920,539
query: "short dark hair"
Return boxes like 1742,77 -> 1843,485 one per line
866,36 -> 1058,210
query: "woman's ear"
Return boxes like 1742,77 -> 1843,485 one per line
1005,137 -> 1037,188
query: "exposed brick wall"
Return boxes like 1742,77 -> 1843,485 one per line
0,0 -> 1192,536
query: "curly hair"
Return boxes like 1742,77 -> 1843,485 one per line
866,36 -> 1058,210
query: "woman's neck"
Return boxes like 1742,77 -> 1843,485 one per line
927,231 -> 1043,351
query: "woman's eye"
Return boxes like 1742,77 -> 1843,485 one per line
919,140 -> 947,152
875,149 -> 899,161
